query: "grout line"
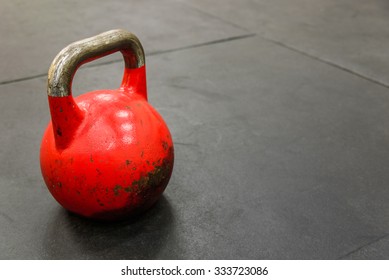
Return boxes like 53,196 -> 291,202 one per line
0,34 -> 255,86
148,33 -> 256,56
337,232 -> 389,259
0,73 -> 47,86
81,33 -> 256,68
260,35 -> 389,90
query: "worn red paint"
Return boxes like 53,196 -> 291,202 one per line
40,66 -> 174,220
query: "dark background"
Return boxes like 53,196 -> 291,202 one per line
1,0 -> 389,259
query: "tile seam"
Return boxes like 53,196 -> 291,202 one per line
260,35 -> 389,90
338,232 -> 389,259
0,34 -> 255,86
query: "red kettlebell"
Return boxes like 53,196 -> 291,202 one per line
40,30 -> 174,220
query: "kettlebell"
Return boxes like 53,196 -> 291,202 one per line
40,29 -> 174,220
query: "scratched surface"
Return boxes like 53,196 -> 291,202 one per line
1,0 -> 389,259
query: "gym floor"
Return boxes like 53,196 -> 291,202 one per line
1,0 -> 389,259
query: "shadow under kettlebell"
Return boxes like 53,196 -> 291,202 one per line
43,196 -> 175,259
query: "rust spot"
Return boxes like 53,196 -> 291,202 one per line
132,176 -> 147,192
131,149 -> 174,194
97,199 -> 104,207
140,151 -> 144,158
114,185 -> 122,196
89,147 -> 174,221
56,127 -> 62,136
126,160 -> 131,166
90,155 -> 94,162
162,141 -> 169,151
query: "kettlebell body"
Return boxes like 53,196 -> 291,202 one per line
40,30 -> 174,220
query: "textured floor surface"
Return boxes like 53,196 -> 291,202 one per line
1,0 -> 389,259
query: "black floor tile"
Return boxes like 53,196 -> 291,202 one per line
186,0 -> 389,87
0,0 -> 246,84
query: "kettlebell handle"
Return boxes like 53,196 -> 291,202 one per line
47,29 -> 145,97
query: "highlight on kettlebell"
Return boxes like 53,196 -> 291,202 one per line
40,29 -> 174,221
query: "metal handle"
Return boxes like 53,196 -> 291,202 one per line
47,29 -> 145,97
